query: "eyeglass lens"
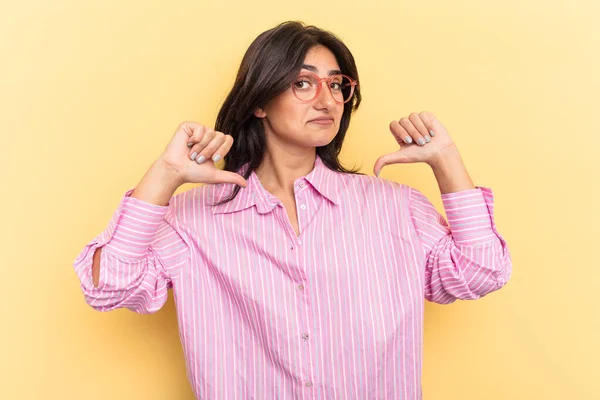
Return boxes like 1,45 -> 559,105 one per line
293,75 -> 354,102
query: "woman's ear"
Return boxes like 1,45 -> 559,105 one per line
253,108 -> 267,118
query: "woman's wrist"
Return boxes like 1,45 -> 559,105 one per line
428,145 -> 476,194
130,159 -> 183,206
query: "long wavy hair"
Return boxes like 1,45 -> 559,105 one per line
214,21 -> 363,205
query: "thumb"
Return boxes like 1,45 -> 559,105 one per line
213,170 -> 248,188
373,150 -> 409,177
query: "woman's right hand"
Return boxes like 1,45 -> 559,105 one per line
159,121 -> 247,188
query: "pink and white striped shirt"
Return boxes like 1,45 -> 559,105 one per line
73,155 -> 511,399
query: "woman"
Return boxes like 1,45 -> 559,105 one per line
73,21 -> 512,399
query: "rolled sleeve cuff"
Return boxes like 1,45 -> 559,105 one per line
101,188 -> 170,259
441,186 -> 498,246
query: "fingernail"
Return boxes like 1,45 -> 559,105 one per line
187,142 -> 193,147
424,135 -> 431,143
418,138 -> 425,146
196,155 -> 206,164
429,130 -> 435,137
404,136 -> 413,144
190,152 -> 197,160
212,154 -> 221,162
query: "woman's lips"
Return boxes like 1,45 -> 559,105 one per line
308,119 -> 334,125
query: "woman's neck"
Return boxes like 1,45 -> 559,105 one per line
255,148 -> 317,198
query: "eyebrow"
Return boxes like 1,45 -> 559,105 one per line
301,64 -> 342,76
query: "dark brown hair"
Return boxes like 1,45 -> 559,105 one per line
214,21 -> 363,205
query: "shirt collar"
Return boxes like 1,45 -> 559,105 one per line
211,154 -> 340,215
304,155 -> 340,206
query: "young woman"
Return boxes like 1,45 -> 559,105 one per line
74,21 -> 512,399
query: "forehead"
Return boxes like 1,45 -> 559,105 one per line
302,45 -> 340,72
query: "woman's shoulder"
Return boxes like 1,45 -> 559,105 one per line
338,172 -> 412,202
168,183 -> 223,216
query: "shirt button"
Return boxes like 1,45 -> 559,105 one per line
300,182 -> 306,188
301,332 -> 309,340
300,204 -> 306,210
297,284 -> 304,291
305,381 -> 313,387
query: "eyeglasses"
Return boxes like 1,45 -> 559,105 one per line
291,71 -> 358,104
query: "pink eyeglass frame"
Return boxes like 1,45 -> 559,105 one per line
291,71 -> 358,104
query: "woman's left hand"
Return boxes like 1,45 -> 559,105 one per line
373,111 -> 458,176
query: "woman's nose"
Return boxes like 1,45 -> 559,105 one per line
314,82 -> 336,107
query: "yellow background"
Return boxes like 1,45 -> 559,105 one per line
2,0 -> 598,398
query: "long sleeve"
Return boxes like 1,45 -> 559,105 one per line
73,189 -> 190,313
408,186 -> 512,304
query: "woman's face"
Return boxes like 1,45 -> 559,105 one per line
256,45 -> 344,150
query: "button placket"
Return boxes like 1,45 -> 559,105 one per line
295,236 -> 313,392
298,327 -> 313,390
288,188 -> 313,389
296,193 -> 306,241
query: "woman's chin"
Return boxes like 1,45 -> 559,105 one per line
306,134 -> 337,147
282,128 -> 337,148
306,128 -> 338,147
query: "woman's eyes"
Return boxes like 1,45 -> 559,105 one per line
293,79 -> 312,89
293,76 -> 344,90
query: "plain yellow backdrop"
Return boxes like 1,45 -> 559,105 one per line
1,0 -> 598,399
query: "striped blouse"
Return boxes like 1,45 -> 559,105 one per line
73,154 -> 512,399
